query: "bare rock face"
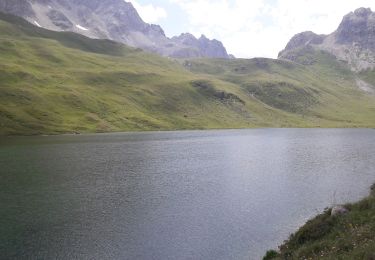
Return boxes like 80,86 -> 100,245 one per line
335,8 -> 375,49
282,31 -> 325,52
278,32 -> 326,63
171,34 -> 229,58
198,35 -> 229,58
0,0 -> 230,59
278,31 -> 325,57
0,0 -> 34,17
46,9 -> 72,29
279,7 -> 375,71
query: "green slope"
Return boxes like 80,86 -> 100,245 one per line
0,13 -> 374,135
182,51 -> 375,128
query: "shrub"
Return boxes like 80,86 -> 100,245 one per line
263,250 -> 279,260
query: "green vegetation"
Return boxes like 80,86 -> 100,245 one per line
183,55 -> 375,128
264,185 -> 375,259
0,13 -> 375,135
263,250 -> 279,260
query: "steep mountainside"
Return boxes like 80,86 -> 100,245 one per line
0,0 -> 230,58
279,7 -> 375,72
1,13 -> 375,135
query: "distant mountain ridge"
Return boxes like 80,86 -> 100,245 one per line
0,11 -> 375,135
279,7 -> 375,71
0,0 -> 230,58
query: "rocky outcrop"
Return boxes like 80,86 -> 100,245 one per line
335,8 -> 375,48
0,0 -> 34,17
0,0 -> 230,59
279,7 -> 375,71
171,34 -> 229,58
198,35 -> 229,58
278,31 -> 325,58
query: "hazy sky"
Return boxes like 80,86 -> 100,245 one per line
127,0 -> 375,58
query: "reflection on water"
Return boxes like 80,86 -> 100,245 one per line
1,129 -> 375,259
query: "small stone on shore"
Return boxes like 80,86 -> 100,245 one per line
331,205 -> 349,216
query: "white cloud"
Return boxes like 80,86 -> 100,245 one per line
127,0 -> 167,24
170,0 -> 375,58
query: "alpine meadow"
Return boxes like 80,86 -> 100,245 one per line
1,1 -> 375,260
1,10 -> 375,135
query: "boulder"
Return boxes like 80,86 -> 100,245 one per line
331,205 -> 349,216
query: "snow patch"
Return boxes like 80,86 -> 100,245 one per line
76,24 -> 89,31
34,21 -> 42,27
356,79 -> 375,94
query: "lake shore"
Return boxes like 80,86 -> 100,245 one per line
264,184 -> 375,259
1,126 -> 375,138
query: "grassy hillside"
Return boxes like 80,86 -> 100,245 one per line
264,185 -> 375,259
0,13 -> 375,135
182,51 -> 375,128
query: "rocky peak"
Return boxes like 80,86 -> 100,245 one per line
335,7 -> 375,49
171,33 -> 229,58
278,31 -> 325,57
172,33 -> 199,46
0,0 -> 34,17
198,36 -> 228,58
279,7 -> 375,71
199,34 -> 209,41
177,33 -> 196,39
283,32 -> 325,51
354,7 -> 373,17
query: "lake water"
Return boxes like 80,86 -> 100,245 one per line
1,129 -> 375,259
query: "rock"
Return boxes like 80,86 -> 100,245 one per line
170,34 -> 229,58
0,0 -> 35,17
331,205 -> 349,216
47,9 -> 73,30
198,35 -> 229,58
335,7 -> 375,49
279,31 -> 325,55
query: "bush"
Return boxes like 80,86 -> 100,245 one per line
263,250 -> 278,260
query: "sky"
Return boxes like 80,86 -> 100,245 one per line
127,0 -> 375,58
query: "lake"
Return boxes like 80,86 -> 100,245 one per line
1,129 -> 375,259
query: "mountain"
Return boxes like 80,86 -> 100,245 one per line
0,0 -> 230,58
279,7 -> 375,72
1,12 -> 375,135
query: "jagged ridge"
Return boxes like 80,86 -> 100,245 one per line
0,0 -> 230,59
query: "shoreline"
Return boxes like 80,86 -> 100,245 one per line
264,184 -> 375,259
1,127 -> 374,138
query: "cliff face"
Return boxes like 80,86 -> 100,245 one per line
279,7 -> 375,71
335,7 -> 375,48
0,0 -> 230,58
279,31 -> 325,55
170,34 -> 229,58
0,0 -> 34,17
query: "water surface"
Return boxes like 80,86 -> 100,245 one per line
1,129 -> 375,259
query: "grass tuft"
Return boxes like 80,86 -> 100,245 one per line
264,186 -> 375,259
